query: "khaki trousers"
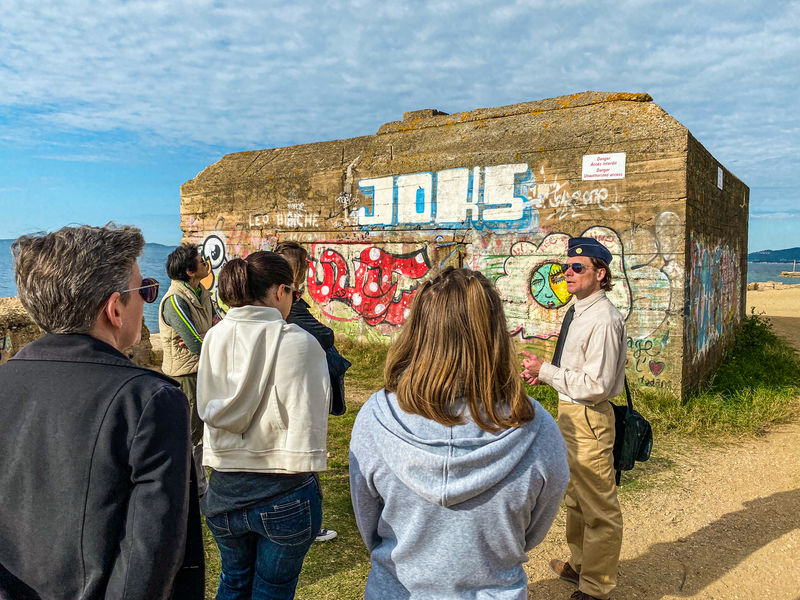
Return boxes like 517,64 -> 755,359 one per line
558,400 -> 622,600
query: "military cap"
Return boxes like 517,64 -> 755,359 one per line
567,237 -> 612,264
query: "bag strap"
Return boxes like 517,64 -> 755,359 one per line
617,376 -> 634,487
624,376 -> 634,413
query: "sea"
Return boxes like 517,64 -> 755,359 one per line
0,239 -> 797,331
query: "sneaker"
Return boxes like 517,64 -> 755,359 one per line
549,559 -> 580,585
314,528 -> 337,542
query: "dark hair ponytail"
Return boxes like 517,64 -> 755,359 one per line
218,252 -> 293,308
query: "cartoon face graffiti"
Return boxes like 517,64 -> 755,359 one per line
531,263 -> 571,308
199,234 -> 229,316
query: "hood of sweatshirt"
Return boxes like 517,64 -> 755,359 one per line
363,389 -> 547,507
197,305 -> 286,434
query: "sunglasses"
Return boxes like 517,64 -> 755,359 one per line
122,278 -> 160,303
561,263 -> 592,274
281,284 -> 301,304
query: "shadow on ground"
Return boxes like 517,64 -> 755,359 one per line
528,487 -> 800,599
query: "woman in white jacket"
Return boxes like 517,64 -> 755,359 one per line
197,251 -> 330,600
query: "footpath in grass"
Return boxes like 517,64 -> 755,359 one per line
202,314 -> 800,597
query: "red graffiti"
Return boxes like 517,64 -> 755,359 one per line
308,246 -> 429,326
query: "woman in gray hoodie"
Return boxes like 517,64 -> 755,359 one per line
349,267 -> 569,600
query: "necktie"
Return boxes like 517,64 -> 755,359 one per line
551,305 -> 575,367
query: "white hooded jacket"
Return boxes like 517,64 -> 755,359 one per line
197,305 -> 330,473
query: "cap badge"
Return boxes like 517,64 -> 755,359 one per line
576,248 -> 582,254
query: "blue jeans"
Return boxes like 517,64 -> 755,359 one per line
205,477 -> 322,600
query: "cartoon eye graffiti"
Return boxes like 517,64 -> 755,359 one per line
202,235 -> 226,269
530,263 -> 571,309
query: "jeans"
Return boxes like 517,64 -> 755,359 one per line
205,477 -> 322,600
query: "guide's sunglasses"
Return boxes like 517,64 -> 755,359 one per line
561,263 -> 592,274
121,278 -> 160,303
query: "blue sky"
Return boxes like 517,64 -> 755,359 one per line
1,0 -> 798,251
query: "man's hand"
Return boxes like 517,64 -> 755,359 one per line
212,314 -> 221,326
521,351 -> 544,385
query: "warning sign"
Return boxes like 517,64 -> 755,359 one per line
582,153 -> 626,181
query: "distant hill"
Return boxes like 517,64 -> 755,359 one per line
748,247 -> 800,263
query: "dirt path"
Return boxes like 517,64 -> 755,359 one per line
524,422 -> 800,599
522,286 -> 800,599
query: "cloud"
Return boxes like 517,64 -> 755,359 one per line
751,210 -> 800,220
0,0 -> 798,213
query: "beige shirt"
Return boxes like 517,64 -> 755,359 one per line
538,290 -> 627,406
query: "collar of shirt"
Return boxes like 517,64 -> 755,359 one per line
571,289 -> 607,318
181,280 -> 202,300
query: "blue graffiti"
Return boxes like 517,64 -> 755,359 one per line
357,164 -> 539,231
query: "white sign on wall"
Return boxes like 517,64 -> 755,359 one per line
582,153 -> 626,180
717,166 -> 723,190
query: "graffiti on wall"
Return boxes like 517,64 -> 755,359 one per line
307,243 -> 430,333
198,233 -> 230,316
357,164 -> 538,231
529,167 -> 621,221
688,236 -> 740,357
492,227 -> 632,340
467,210 -> 686,387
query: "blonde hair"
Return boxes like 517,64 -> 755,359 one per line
273,241 -> 308,290
384,267 -> 534,433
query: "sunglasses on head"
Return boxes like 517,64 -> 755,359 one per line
561,263 -> 592,274
122,278 -> 160,303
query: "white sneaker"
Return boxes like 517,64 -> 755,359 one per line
314,528 -> 338,542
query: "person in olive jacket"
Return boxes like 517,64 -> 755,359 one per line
0,224 -> 204,600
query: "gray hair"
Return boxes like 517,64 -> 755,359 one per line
12,224 -> 145,333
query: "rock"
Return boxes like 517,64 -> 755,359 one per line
0,296 -> 156,367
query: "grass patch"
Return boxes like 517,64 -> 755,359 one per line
639,313 -> 800,437
201,312 -> 800,595
334,336 -> 389,389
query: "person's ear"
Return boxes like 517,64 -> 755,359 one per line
103,292 -> 124,331
596,267 -> 606,283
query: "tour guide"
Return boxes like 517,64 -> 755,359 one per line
521,237 -> 627,600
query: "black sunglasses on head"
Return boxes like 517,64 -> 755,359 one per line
122,278 -> 160,303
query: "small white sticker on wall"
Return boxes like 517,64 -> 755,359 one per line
582,153 -> 626,180
717,166 -> 723,189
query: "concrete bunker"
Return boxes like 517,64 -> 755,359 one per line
180,91 -> 749,396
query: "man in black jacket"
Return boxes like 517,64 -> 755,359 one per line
0,224 -> 204,600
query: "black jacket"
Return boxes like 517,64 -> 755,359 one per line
0,334 -> 204,600
286,299 -> 349,415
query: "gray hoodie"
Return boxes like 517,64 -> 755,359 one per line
349,390 -> 569,600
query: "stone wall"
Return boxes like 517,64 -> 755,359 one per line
180,91 -> 749,396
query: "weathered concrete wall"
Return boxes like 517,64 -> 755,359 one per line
181,91 -> 749,396
0,296 -> 157,367
684,134 -> 750,388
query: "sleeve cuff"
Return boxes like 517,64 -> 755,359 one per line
538,361 -> 557,385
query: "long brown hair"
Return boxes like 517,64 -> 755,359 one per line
384,267 -> 534,433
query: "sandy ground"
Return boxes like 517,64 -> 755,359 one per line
523,282 -> 800,599
746,283 -> 800,350
151,284 -> 800,599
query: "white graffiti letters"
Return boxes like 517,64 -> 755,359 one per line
357,163 -> 536,230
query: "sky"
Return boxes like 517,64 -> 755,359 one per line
0,0 -> 798,251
